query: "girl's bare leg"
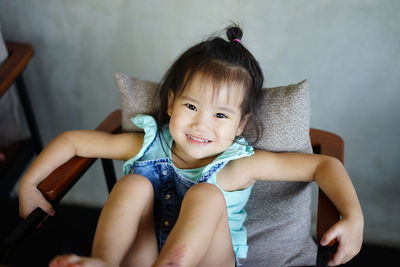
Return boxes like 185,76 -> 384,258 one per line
119,176 -> 158,266
92,174 -> 158,267
153,183 -> 235,267
50,174 -> 158,267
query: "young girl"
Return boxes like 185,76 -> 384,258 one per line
18,25 -> 363,267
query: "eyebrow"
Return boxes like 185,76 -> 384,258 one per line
180,95 -> 237,115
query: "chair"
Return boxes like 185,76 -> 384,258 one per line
0,40 -> 43,198
0,107 -> 341,267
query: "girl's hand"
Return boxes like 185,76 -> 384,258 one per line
320,215 -> 364,266
49,254 -> 108,267
18,182 -> 55,218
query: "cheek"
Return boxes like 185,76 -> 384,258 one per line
168,112 -> 186,136
219,124 -> 240,140
168,117 -> 179,132
229,120 -> 243,135
169,107 -> 185,124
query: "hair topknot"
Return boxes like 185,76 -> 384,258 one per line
226,25 -> 243,42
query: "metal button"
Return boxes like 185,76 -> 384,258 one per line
162,170 -> 168,175
165,194 -> 171,200
164,220 -> 170,226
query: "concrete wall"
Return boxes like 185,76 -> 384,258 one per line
1,0 -> 399,247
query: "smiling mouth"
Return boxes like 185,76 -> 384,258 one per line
186,134 -> 211,143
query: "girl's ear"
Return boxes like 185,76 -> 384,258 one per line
167,91 -> 175,116
236,114 -> 250,136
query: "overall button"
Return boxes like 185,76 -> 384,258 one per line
165,194 -> 171,200
162,170 -> 168,176
164,220 -> 170,226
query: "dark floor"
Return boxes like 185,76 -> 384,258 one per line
0,198 -> 399,267
0,198 -> 99,267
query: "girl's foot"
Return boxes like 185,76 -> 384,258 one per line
49,254 -> 107,267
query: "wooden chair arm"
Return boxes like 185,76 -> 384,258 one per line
310,129 -> 344,163
37,109 -> 122,204
0,110 -> 122,263
0,42 -> 34,97
310,129 -> 343,266
310,129 -> 343,243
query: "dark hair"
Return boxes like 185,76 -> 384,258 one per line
154,24 -> 264,143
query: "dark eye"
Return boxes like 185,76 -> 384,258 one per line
185,104 -> 197,111
215,113 -> 228,119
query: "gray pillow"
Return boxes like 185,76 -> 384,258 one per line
116,72 -> 316,267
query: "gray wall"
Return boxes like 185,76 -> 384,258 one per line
1,0 -> 399,247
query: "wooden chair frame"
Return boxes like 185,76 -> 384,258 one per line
0,42 -> 43,197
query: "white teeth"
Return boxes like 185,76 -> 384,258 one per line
187,135 -> 210,143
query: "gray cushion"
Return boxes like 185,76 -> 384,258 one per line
116,72 -> 316,267
243,81 -> 316,267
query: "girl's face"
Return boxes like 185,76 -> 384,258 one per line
167,73 -> 248,168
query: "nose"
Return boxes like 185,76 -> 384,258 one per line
192,111 -> 210,132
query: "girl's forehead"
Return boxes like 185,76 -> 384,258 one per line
180,72 -> 246,106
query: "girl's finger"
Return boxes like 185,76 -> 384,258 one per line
320,228 -> 338,246
328,240 -> 348,266
40,200 -> 55,216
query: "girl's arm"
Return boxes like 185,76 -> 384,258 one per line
239,151 -> 363,266
245,151 -> 362,219
18,130 -> 144,218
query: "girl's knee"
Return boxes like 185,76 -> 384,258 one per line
116,174 -> 154,197
121,173 -> 152,185
185,183 -> 226,208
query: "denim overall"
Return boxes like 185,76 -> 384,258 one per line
123,115 -> 254,260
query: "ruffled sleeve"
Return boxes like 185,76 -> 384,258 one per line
202,137 -> 254,175
122,114 -> 158,175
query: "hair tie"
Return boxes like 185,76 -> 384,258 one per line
233,38 -> 241,43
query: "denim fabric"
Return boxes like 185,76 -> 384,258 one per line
125,157 -> 227,249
